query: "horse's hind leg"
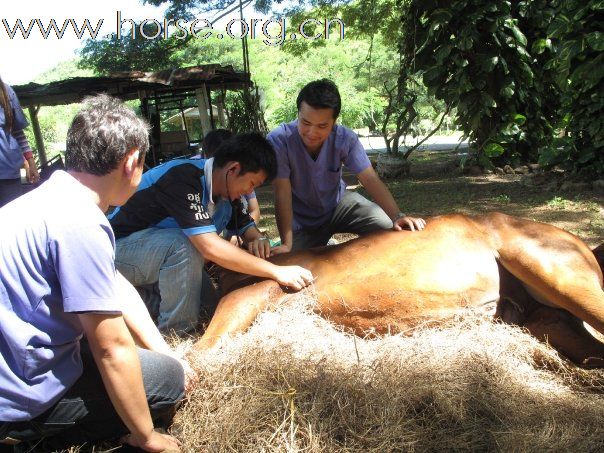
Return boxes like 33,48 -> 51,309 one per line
484,213 -> 604,334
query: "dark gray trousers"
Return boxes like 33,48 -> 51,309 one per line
0,343 -> 184,452
291,191 -> 393,251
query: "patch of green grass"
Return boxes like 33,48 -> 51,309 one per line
546,196 -> 571,209
584,201 -> 602,212
254,150 -> 603,245
591,217 -> 604,229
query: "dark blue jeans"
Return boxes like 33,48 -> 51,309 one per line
0,344 -> 184,451
0,179 -> 24,208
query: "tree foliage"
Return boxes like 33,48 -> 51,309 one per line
399,0 -> 602,175
400,0 -> 556,167
539,0 -> 604,177
140,0 -> 348,17
164,31 -> 389,130
79,24 -> 187,73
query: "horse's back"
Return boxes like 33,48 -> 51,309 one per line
294,215 -> 502,333
198,212 -> 604,363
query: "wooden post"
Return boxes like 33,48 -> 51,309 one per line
28,106 -> 47,167
207,88 -> 216,131
217,99 -> 227,128
195,85 -> 212,137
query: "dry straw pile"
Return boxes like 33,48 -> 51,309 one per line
178,293 -> 604,452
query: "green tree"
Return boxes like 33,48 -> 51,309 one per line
140,0 -> 349,17
282,0 -> 449,156
512,0 -> 561,163
540,0 -> 604,177
400,0 -> 554,167
79,24 -> 187,73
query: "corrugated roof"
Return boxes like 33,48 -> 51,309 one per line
14,64 -> 251,107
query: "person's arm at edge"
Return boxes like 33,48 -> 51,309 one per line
247,197 -> 260,224
272,178 -> 294,254
78,312 -> 181,452
116,272 -> 197,392
188,231 -> 312,290
116,272 -> 172,354
243,224 -> 271,259
13,129 -> 39,183
356,166 -> 426,231
8,86 -> 39,184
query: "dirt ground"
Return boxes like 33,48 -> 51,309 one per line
254,150 -> 604,248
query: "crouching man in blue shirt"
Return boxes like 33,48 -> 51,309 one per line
0,95 -> 186,452
109,133 -> 314,334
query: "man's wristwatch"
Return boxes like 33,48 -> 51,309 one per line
393,212 -> 406,221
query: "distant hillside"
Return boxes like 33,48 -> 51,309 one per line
32,59 -> 96,84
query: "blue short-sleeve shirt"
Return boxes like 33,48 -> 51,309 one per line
267,120 -> 371,229
109,157 -> 255,239
0,170 -> 121,421
0,84 -> 29,179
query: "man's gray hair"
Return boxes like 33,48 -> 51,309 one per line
65,94 -> 150,175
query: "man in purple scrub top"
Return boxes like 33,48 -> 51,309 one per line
268,79 -> 426,253
0,95 -> 186,452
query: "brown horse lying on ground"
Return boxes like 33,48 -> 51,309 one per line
193,212 -> 604,367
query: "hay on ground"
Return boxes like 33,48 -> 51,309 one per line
176,292 -> 604,452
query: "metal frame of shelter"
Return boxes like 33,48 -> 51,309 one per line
13,64 -> 251,168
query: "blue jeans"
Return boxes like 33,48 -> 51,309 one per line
115,228 -> 219,333
0,343 -> 184,452
292,191 -> 393,251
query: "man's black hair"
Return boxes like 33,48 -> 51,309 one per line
202,128 -> 233,158
296,79 -> 341,118
213,132 -> 277,182
65,94 -> 149,176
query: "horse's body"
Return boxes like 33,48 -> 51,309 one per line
194,212 -> 604,367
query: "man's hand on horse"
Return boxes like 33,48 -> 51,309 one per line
272,265 -> 314,291
394,215 -> 426,231
270,243 -> 292,256
247,237 -> 272,259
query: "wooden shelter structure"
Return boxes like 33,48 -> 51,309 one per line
13,64 -> 251,167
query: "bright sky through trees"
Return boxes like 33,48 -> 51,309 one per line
1,0 -> 167,84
